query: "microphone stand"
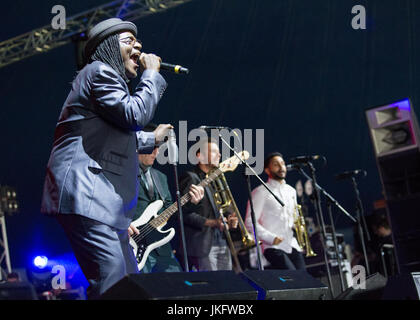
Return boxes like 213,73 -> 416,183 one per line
350,176 -> 371,276
168,130 -> 189,272
173,163 -> 189,272
297,166 -> 358,296
326,198 -> 346,293
217,134 -> 284,271
245,166 -> 264,271
299,162 -> 335,298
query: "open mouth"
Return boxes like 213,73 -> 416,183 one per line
130,53 -> 140,67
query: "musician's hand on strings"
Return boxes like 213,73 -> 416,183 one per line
189,184 -> 204,205
128,223 -> 140,236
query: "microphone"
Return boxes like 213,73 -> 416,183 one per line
286,164 -> 300,171
160,62 -> 189,74
335,169 -> 367,181
289,155 -> 323,164
198,125 -> 230,130
167,129 -> 178,164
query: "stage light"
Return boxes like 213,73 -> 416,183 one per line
33,256 -> 48,269
0,185 -> 19,214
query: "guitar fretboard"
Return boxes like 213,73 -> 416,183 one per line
148,168 -> 222,229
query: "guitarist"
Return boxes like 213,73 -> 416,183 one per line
179,138 -> 239,271
128,123 -> 204,272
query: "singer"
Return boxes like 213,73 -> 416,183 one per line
40,18 -> 171,299
245,152 -> 306,270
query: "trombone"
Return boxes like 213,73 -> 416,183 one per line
207,170 -> 257,272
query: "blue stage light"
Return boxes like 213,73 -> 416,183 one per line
33,256 -> 48,269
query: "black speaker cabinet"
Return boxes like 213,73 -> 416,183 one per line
241,270 -> 330,300
366,100 -> 420,274
0,282 -> 38,300
383,272 -> 420,300
335,273 -> 387,300
386,197 -> 420,273
101,271 -> 258,300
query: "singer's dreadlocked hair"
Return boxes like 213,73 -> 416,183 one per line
89,33 -> 129,82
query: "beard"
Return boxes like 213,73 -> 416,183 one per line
271,170 -> 286,181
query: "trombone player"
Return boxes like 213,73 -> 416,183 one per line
179,137 -> 239,271
245,152 -> 307,270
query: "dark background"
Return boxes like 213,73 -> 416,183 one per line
0,0 -> 418,270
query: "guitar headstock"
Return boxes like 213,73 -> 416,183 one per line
219,151 -> 250,173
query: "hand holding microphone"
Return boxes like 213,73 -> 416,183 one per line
139,52 -> 162,72
138,53 -> 189,74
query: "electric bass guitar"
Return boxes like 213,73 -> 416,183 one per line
129,151 -> 250,271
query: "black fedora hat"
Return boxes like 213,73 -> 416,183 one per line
85,18 -> 137,58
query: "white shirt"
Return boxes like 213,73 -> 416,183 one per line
245,178 -> 302,255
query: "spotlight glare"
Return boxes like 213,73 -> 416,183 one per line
33,256 -> 48,269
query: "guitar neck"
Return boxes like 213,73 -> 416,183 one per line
149,168 -> 222,228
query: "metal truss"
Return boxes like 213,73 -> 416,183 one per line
0,215 -> 12,282
0,0 -> 192,69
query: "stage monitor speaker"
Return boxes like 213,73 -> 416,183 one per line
101,271 -> 258,300
335,272 -> 387,300
0,281 -> 38,300
365,99 -> 420,158
366,99 -> 420,274
382,272 -> 420,300
241,269 -> 330,300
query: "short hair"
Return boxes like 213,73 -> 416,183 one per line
264,152 -> 284,169
195,137 -> 219,156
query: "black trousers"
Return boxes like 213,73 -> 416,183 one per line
264,248 -> 307,270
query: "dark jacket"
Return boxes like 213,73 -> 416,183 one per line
134,166 -> 174,256
41,61 -> 167,229
180,166 -> 222,258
